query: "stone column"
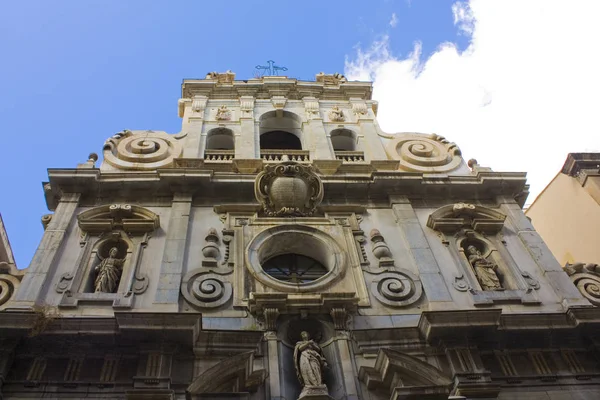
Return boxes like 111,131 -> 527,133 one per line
265,331 -> 284,400
13,192 -> 81,307
154,194 -> 192,310
497,196 -> 586,306
390,196 -> 455,309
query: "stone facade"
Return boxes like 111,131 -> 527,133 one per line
1,72 -> 600,400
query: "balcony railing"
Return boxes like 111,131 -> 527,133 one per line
335,151 -> 365,163
260,150 -> 310,163
204,149 -> 235,162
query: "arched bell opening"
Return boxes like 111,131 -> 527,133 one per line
205,127 -> 235,150
259,110 -> 303,150
330,128 -> 357,151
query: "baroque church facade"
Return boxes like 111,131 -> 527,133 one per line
1,71 -> 600,400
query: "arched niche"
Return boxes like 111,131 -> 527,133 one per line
205,127 -> 235,150
57,204 -> 159,309
82,232 -> 133,294
259,110 -> 303,150
427,203 -> 540,304
456,234 -> 515,291
330,128 -> 357,151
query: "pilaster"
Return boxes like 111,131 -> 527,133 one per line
237,95 -> 257,159
497,196 -> 587,307
358,120 -> 387,161
265,331 -> 284,400
390,196 -> 455,308
181,96 -> 206,159
154,194 -> 192,310
333,332 -> 359,400
13,192 -> 81,307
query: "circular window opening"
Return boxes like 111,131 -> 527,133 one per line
262,253 -> 328,284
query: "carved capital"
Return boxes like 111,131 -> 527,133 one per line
263,307 -> 280,331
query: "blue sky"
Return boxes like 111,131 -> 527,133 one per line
1,0 -> 466,267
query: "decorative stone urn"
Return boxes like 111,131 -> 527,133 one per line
255,161 -> 324,217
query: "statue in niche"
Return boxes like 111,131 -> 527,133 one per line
294,331 -> 328,397
467,245 -> 502,291
94,247 -> 125,293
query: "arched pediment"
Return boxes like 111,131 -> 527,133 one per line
359,348 -> 452,400
77,204 -> 160,234
426,203 -> 506,234
186,351 -> 267,397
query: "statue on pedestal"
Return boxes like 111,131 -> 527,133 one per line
94,247 -> 124,293
467,245 -> 502,291
294,331 -> 328,399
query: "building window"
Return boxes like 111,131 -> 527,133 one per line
206,128 -> 234,150
330,129 -> 357,151
262,254 -> 328,284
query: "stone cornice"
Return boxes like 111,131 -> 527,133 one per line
43,167 -> 528,210
181,77 -> 373,101
561,152 -> 600,176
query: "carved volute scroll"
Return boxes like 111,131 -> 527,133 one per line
255,161 -> 324,217
565,263 -> 600,306
0,262 -> 23,310
384,133 -> 462,173
103,129 -> 184,171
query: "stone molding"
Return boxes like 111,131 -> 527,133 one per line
426,203 -> 506,234
77,204 -> 160,234
358,348 -> 452,400
186,351 -> 267,396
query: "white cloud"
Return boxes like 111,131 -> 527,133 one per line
390,12 -> 399,28
452,1 -> 474,35
345,0 -> 600,204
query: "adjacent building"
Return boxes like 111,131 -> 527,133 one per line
1,72 -> 600,400
526,153 -> 600,267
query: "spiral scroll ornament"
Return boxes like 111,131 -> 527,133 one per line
565,263 -> 600,306
0,271 -> 20,308
181,269 -> 232,309
371,271 -> 423,307
385,133 -> 462,173
103,130 -> 184,170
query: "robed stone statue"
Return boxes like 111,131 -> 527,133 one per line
94,247 -> 125,293
467,245 -> 502,291
294,331 -> 328,398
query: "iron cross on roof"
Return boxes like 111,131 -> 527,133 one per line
255,60 -> 288,77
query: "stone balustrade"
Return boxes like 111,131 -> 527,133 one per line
260,150 -> 310,163
335,151 -> 365,163
204,150 -> 235,162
